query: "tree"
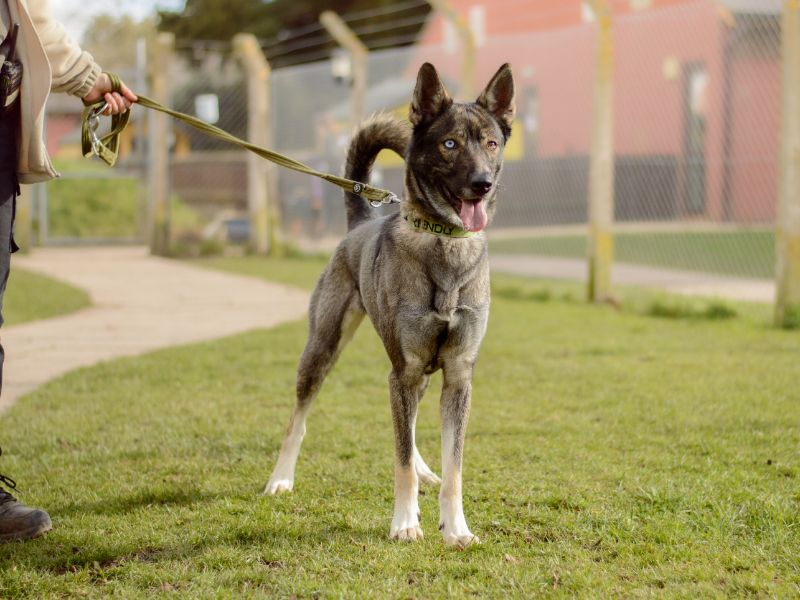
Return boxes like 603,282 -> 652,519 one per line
81,14 -> 158,73
158,0 -> 430,68
158,0 -> 270,43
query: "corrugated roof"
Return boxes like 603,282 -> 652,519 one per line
716,0 -> 781,15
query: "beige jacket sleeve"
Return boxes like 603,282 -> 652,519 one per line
25,0 -> 101,97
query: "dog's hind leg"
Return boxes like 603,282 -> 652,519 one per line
413,375 -> 441,486
414,446 -> 440,486
265,268 -> 364,496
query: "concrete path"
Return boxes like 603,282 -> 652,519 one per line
1,247 -> 310,413
490,254 -> 775,303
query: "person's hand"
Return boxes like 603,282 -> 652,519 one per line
82,73 -> 138,115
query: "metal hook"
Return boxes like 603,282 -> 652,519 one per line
370,193 -> 400,208
87,102 -> 109,157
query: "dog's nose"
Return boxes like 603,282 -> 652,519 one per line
470,178 -> 493,196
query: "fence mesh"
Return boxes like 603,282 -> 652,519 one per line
161,50 -> 249,247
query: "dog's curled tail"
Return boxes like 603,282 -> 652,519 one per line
344,113 -> 411,231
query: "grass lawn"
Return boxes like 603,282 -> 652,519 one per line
44,158 -> 202,242
490,230 -> 775,279
0,256 -> 797,597
2,267 -> 90,325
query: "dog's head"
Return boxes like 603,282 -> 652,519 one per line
406,63 -> 515,233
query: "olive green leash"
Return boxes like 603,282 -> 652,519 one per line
81,73 -> 399,207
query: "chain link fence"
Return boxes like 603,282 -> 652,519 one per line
164,47 -> 250,251
36,66 -> 148,245
39,0 -> 789,299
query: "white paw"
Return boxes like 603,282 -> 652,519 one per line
391,524 -> 424,541
415,465 -> 442,486
442,530 -> 480,549
263,478 -> 293,495
439,509 -> 479,548
390,507 -> 423,542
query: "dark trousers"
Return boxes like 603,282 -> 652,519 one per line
0,107 -> 20,397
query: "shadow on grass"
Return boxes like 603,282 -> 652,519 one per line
0,510 -> 386,579
53,485 -> 221,518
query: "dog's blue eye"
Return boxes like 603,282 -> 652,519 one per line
443,139 -> 456,149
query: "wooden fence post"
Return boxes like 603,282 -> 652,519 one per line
775,0 -> 800,327
233,33 -> 276,256
587,0 -> 615,303
319,11 -> 368,127
427,0 -> 476,98
147,32 -> 174,256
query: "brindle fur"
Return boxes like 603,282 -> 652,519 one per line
265,63 -> 515,548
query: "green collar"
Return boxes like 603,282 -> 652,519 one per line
403,212 -> 475,238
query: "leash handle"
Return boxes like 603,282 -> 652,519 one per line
81,73 -> 131,167
81,75 -> 400,206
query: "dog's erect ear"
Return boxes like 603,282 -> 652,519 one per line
410,63 -> 453,127
476,63 -> 515,137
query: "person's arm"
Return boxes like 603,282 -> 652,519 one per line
27,0 -> 136,114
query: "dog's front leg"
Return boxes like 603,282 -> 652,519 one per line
413,375 -> 441,486
439,371 -> 479,548
388,370 -> 423,541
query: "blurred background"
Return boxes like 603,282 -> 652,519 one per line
28,0 -> 794,309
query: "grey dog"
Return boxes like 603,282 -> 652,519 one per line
265,62 -> 515,548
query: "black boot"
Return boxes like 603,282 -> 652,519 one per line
0,457 -> 52,542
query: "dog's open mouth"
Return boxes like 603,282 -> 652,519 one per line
458,198 -> 488,232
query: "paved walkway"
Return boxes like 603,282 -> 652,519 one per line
1,247 -> 310,413
491,254 -> 775,303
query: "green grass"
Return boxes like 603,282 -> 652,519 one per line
45,159 -> 202,241
0,256 -> 798,597
196,255 -> 331,291
46,176 -> 142,239
2,268 -> 90,325
491,230 -> 775,279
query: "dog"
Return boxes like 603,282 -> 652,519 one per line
265,62 -> 515,548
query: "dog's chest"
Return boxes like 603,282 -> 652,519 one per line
433,288 -> 460,321
426,249 -> 487,322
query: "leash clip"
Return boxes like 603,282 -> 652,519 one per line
369,193 -> 400,208
87,102 -> 109,157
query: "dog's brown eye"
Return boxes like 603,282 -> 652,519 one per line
487,140 -> 498,150
443,139 -> 457,149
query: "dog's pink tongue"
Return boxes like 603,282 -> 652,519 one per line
459,200 -> 488,232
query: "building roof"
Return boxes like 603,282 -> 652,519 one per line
717,0 -> 781,14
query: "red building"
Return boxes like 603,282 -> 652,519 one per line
410,0 -> 781,225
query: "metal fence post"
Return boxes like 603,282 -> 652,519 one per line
148,32 -> 174,256
587,0 -> 615,303
35,182 -> 47,245
319,11 -> 368,126
233,33 -> 275,256
135,36 -> 150,244
427,0 -> 476,98
775,0 -> 800,327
